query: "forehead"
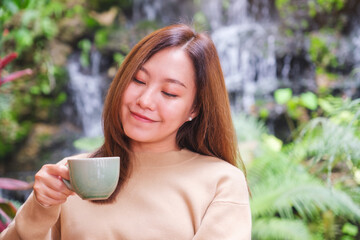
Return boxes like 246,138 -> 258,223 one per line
140,47 -> 196,87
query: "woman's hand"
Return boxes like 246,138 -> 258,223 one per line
33,163 -> 74,207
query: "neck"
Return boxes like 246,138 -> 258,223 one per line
132,148 -> 197,168
130,141 -> 180,153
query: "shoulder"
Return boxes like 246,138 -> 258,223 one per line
187,150 -> 246,181
185,150 -> 250,204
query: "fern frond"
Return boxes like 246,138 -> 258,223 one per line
320,96 -> 360,117
232,113 -> 267,142
297,118 -> 360,166
252,217 -> 312,240
251,172 -> 360,221
329,97 -> 360,117
341,186 -> 360,204
247,150 -> 292,186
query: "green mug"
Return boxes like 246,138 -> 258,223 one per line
63,156 -> 120,200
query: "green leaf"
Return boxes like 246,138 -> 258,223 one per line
40,82 -> 51,94
84,15 -> 99,28
78,39 -> 92,67
42,1 -> 65,18
301,92 -> 318,110
30,85 -> 41,95
113,53 -> 125,66
41,18 -> 57,38
78,39 -> 92,53
55,92 -> 67,105
342,223 -> 358,236
15,28 -> 33,49
21,9 -> 38,26
318,98 -> 335,114
275,0 -> 290,9
73,136 -> 104,151
95,29 -> 109,48
259,108 -> 269,119
262,134 -> 283,152
3,0 -> 19,14
0,201 -> 17,220
274,88 -> 292,105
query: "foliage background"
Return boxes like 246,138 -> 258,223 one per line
1,0 -> 360,239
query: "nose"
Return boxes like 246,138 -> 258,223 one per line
136,87 -> 156,110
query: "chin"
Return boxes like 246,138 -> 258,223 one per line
124,129 -> 151,142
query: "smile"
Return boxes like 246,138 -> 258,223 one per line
130,111 -> 157,123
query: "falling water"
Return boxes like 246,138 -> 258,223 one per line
205,0 -> 277,112
351,27 -> 360,79
67,50 -> 104,137
132,0 -> 195,24
346,26 -> 360,98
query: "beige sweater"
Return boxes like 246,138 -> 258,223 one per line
1,149 -> 251,240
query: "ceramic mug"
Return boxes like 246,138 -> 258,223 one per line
62,156 -> 120,200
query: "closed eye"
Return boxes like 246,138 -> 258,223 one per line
133,78 -> 145,85
162,91 -> 178,98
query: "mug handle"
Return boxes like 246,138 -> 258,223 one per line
62,163 -> 74,191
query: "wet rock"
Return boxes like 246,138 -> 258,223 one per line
57,16 -> 87,44
49,39 -> 73,66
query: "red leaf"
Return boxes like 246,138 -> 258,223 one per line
0,69 -> 33,86
0,178 -> 32,190
0,219 -> 8,233
2,29 -> 9,37
0,53 -> 17,69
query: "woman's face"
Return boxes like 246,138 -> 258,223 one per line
121,47 -> 197,152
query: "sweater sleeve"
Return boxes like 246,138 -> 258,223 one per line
0,153 -> 89,240
0,192 -> 61,240
193,167 -> 252,240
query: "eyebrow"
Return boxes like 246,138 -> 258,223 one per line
139,66 -> 187,88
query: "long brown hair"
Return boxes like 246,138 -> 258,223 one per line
93,24 -> 246,202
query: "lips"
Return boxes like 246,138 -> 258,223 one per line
130,111 -> 157,123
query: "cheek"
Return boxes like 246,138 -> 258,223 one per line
120,88 -> 133,117
161,101 -> 191,123
122,85 -> 138,106
122,86 -> 132,103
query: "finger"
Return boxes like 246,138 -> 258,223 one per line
34,180 -> 71,200
43,164 -> 70,180
45,176 -> 74,196
34,191 -> 67,207
35,167 -> 74,196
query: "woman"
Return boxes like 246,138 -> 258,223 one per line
0,24 -> 251,239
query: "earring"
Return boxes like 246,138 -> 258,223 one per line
188,117 -> 193,121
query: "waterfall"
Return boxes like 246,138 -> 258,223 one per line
67,50 -> 104,137
347,26 -> 360,98
352,27 -> 360,79
132,0 -> 195,24
205,0 -> 277,112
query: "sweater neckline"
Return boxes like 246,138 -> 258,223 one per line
131,148 -> 198,168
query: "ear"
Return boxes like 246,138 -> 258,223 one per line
189,105 -> 198,120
